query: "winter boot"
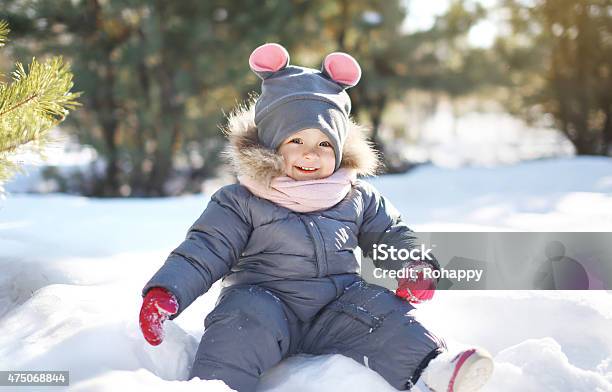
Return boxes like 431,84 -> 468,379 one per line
421,347 -> 494,392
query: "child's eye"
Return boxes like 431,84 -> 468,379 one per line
290,138 -> 302,144
319,141 -> 332,148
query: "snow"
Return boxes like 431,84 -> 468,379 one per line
2,128 -> 98,194
379,157 -> 612,231
383,99 -> 575,169
1,157 -> 611,392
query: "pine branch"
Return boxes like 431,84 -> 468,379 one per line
0,20 -> 81,187
0,20 -> 8,47
0,57 -> 81,153
0,94 -> 38,118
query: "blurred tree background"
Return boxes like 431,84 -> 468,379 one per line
498,0 -> 612,156
0,0 -> 610,197
0,19 -> 80,192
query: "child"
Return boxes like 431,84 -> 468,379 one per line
139,43 -> 494,392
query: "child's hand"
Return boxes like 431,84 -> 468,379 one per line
139,287 -> 179,346
395,261 -> 436,304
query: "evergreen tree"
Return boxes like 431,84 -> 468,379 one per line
2,0 -> 502,192
0,20 -> 80,192
498,0 -> 612,156
1,0 -> 325,196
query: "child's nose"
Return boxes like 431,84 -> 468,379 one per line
303,148 -> 318,159
303,153 -> 318,161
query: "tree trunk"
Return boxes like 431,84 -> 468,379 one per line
337,0 -> 349,50
370,93 -> 400,173
88,0 -> 124,197
94,57 -> 121,197
143,0 -> 184,196
128,28 -> 153,196
370,94 -> 386,145
601,103 -> 612,156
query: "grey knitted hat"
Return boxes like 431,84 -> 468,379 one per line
249,43 -> 362,171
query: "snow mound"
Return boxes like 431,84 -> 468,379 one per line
259,354 -> 398,392
488,338 -> 612,392
71,369 -> 234,392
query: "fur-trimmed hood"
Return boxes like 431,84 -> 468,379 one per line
222,98 -> 381,186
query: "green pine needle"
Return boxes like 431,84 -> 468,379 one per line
0,20 -> 81,187
0,20 -> 8,47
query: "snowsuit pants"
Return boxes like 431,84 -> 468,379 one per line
189,280 -> 446,391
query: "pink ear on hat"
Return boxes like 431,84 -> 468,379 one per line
322,52 -> 361,88
249,43 -> 290,74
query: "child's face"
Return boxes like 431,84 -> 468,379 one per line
277,128 -> 336,180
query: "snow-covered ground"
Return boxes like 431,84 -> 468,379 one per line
1,157 -> 611,392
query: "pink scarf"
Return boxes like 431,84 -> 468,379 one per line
238,168 -> 357,212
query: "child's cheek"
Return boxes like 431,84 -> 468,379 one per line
324,150 -> 336,169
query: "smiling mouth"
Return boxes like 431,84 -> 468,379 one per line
295,166 -> 319,173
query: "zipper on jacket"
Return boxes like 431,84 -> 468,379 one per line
298,215 -> 328,278
298,215 -> 327,278
310,217 -> 329,277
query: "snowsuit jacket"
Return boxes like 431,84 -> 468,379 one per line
142,102 -> 440,322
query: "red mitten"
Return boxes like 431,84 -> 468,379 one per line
395,261 -> 437,304
139,287 -> 179,346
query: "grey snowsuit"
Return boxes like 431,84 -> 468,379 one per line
142,103 -> 445,391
